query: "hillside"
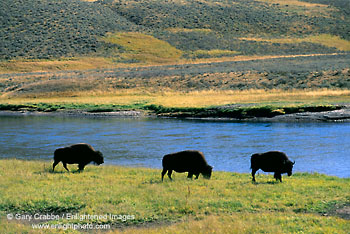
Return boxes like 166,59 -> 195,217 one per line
107,0 -> 350,57
0,0 -> 143,60
1,0 -> 350,62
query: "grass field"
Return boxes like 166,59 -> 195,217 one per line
1,53 -> 345,74
2,88 -> 350,107
239,34 -> 350,52
0,159 -> 349,233
1,54 -> 349,118
101,32 -> 183,64
0,89 -> 348,119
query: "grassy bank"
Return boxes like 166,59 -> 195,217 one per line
0,101 -> 342,119
0,89 -> 348,119
0,159 -> 349,233
1,55 -> 349,119
1,54 -> 349,120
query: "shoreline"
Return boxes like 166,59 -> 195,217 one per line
1,105 -> 350,122
0,109 -> 145,118
1,158 -> 348,179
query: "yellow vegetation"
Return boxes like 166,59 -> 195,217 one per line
0,57 -> 119,73
2,89 -> 350,108
304,35 -> 350,51
166,28 -> 212,33
256,0 -> 329,8
147,89 -> 350,107
102,32 -> 183,63
191,49 -> 239,57
1,53 -> 343,74
239,34 -> 350,51
255,0 -> 334,17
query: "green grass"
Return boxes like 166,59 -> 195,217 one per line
101,32 -> 182,63
0,102 -> 341,119
0,102 -> 147,113
144,104 -> 340,118
186,50 -> 240,59
0,159 -> 349,233
239,34 -> 350,52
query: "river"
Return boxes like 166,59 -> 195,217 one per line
0,115 -> 349,178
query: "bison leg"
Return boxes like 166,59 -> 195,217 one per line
52,160 -> 59,172
187,172 -> 193,179
78,164 -> 85,171
62,162 -> 69,172
251,168 -> 258,182
167,170 -> 173,180
278,174 -> 282,182
274,172 -> 282,182
161,169 -> 167,181
194,173 -> 200,179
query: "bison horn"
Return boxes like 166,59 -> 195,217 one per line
293,161 -> 295,165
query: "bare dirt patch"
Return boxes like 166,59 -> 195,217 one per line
322,204 -> 350,220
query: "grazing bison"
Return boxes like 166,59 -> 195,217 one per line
161,150 -> 213,181
52,143 -> 104,172
251,151 -> 295,182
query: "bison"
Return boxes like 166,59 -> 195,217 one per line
52,143 -> 104,172
161,150 -> 213,181
251,151 -> 295,182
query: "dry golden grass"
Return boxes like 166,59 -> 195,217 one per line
2,89 -> 350,108
147,89 -> 350,107
190,50 -> 239,58
255,0 -> 335,17
0,57 -> 118,73
304,35 -> 350,51
166,28 -> 213,33
0,53 -> 344,74
175,53 -> 344,66
256,0 -> 329,8
239,34 -> 350,51
102,32 -> 182,63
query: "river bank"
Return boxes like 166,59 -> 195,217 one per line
1,104 -> 350,122
0,159 -> 349,233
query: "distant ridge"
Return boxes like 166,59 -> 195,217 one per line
0,0 -> 143,59
1,0 -> 349,61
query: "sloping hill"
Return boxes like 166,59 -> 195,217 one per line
0,0 -> 349,61
106,0 -> 350,57
0,0 -> 143,59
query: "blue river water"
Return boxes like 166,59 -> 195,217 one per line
0,115 -> 349,178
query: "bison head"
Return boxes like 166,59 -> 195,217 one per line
285,160 -> 295,176
202,165 -> 213,179
93,151 -> 104,165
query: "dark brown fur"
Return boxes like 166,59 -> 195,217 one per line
251,151 -> 295,182
53,143 -> 104,172
161,150 -> 213,181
